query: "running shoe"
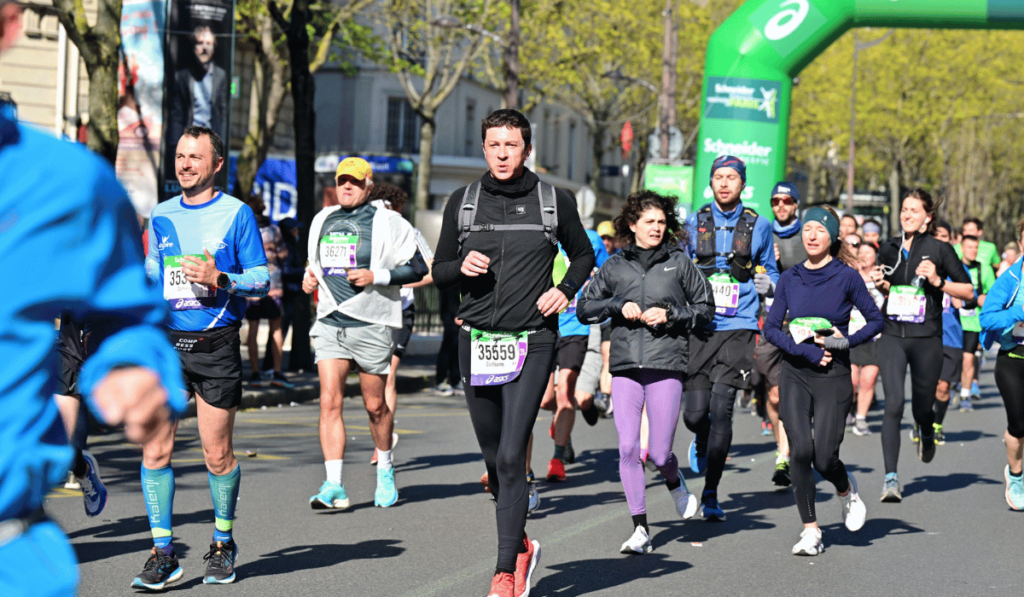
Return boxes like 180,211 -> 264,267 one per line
526,469 -> 535,484
593,393 -> 609,416
619,525 -> 653,554
269,371 -> 294,389
64,471 -> 80,490
645,456 -> 659,473
671,483 -> 699,519
761,421 -> 773,436
375,466 -> 399,507
960,396 -> 974,412
950,394 -> 961,410
79,450 -> 107,517
432,382 -> 454,397
202,540 -> 238,584
970,380 -> 981,400
1005,465 -> 1024,511
549,420 -> 555,439
605,395 -> 614,417
452,381 -> 465,395
853,418 -> 872,436
845,413 -> 856,427
688,439 -> 707,474
791,527 -> 824,556
370,432 -> 400,465
514,535 -> 540,596
701,490 -> 726,521
527,483 -> 540,513
581,403 -> 600,426
248,371 -> 262,387
840,472 -> 866,531
564,438 -> 576,465
918,431 -> 936,463
880,473 -> 901,503
131,547 -> 183,591
546,458 -> 566,482
309,480 -> 350,510
772,458 -> 792,488
933,423 -> 946,446
909,424 -> 920,443
487,572 -> 514,597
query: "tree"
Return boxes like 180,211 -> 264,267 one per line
379,0 -> 495,210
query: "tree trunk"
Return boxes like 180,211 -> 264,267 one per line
84,57 -> 120,164
889,161 -> 901,235
237,34 -> 289,201
414,114 -> 436,211
590,124 -> 606,192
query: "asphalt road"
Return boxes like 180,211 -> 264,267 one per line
49,357 -> 1023,596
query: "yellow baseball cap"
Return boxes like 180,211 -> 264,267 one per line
335,157 -> 373,181
597,220 -> 615,238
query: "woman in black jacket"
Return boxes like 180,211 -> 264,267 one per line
578,190 -> 714,555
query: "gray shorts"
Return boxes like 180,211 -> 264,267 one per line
575,325 -> 603,397
311,319 -> 394,375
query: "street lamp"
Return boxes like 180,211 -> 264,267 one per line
430,4 -> 519,110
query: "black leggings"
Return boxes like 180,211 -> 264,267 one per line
459,335 -> 554,574
996,351 -> 1024,439
779,362 -> 852,524
683,384 -> 736,493
878,334 -> 942,474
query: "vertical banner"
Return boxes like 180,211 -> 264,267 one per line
115,0 -> 166,218
162,0 -> 234,200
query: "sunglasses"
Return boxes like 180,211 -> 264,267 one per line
771,196 -> 795,206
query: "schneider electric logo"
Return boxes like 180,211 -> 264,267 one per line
706,78 -> 780,123
703,138 -> 773,167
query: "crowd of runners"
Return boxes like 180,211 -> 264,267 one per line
4,2 -> 1024,590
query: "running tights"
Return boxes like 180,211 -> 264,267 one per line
778,362 -> 851,524
611,369 -> 683,516
878,334 -> 942,474
459,337 -> 553,574
995,352 -> 1024,439
683,384 -> 736,493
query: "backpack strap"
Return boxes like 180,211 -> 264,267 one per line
457,181 -> 560,252
456,182 -> 481,256
538,182 -> 558,245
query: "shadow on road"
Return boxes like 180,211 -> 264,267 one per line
397,451 -> 483,474
901,472 -> 1000,498
533,554 -> 692,597
821,517 -> 923,546
399,481 -> 490,505
231,539 -> 405,580
69,512 -> 214,564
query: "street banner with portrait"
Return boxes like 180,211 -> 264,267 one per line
115,0 -> 166,218
161,0 -> 234,199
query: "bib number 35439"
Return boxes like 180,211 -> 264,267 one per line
470,329 -> 528,386
709,273 -> 740,317
163,254 -> 213,311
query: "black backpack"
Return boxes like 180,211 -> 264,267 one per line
456,181 -> 559,256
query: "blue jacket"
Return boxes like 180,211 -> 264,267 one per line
0,115 -> 186,520
980,257 -> 1024,352
685,201 -> 779,332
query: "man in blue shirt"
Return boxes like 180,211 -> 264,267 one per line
0,3 -> 185,595
682,155 -> 779,521
138,126 -> 269,589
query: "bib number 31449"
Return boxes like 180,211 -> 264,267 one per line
163,254 -> 213,311
470,329 -> 528,386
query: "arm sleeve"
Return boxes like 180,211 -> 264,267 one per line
555,189 -> 596,300
980,274 -> 1024,331
145,217 -> 160,284
668,260 -> 715,331
432,189 -> 466,290
577,262 -> 626,324
762,275 -> 825,365
846,274 -> 885,348
226,266 -> 270,297
234,205 -> 270,270
388,248 -> 428,285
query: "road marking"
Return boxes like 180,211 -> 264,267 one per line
46,488 -> 82,500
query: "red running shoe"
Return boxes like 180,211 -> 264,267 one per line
480,472 -> 491,493
514,535 -> 541,597
546,458 -> 565,482
487,572 -> 514,597
549,420 -> 555,439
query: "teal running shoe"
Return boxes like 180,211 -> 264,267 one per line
375,467 -> 399,507
310,480 -> 350,510
1005,466 -> 1024,511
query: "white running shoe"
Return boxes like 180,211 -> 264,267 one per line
840,473 -> 866,531
791,527 -> 824,556
670,483 -> 698,519
527,484 -> 540,513
619,525 -> 652,555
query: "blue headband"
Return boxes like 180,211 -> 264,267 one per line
711,155 -> 746,183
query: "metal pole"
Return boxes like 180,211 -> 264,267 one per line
846,32 -> 857,214
505,0 -> 520,110
658,0 -> 676,160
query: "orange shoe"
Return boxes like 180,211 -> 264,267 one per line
487,572 -> 514,597
549,420 -> 555,439
514,535 -> 541,597
546,458 -> 565,482
480,472 -> 491,493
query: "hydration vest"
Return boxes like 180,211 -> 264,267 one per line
456,181 -> 559,256
695,203 -> 759,283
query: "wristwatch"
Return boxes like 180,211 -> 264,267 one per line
217,272 -> 230,289
935,277 -> 946,290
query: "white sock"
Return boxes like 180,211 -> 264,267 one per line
377,449 -> 393,471
325,460 -> 343,485
856,415 -> 866,421
960,387 -> 971,398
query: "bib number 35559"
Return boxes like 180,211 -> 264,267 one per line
470,329 -> 528,386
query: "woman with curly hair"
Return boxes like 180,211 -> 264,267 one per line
578,190 -> 715,554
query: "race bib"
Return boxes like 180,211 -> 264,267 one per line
163,254 -> 213,311
848,308 -> 867,336
959,307 -> 977,319
320,232 -> 358,275
470,329 -> 528,386
789,317 -> 833,344
564,294 -> 578,316
887,285 -> 926,323
764,296 -> 774,315
1013,322 -> 1024,345
710,273 -> 740,317
942,293 -> 952,313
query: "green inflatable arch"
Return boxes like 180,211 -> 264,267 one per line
695,0 -> 1024,218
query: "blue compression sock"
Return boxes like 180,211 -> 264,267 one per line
141,465 -> 175,552
209,465 -> 240,543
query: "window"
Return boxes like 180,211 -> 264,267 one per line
464,100 -> 476,156
386,97 -> 419,153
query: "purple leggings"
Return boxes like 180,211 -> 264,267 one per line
612,369 -> 684,516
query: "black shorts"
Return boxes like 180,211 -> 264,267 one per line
753,335 -> 784,388
555,334 -> 588,372
392,306 -> 416,359
245,296 -> 282,321
850,339 -> 878,367
940,346 -> 963,384
687,329 -> 757,391
171,325 -> 243,410
56,316 -> 85,397
962,331 -> 980,354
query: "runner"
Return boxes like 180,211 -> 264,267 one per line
432,109 -> 595,597
979,217 -> 1024,510
956,234 -> 994,412
754,181 -> 805,488
862,219 -> 882,248
848,241 -> 884,436
304,157 -> 427,509
763,206 -> 880,555
930,221 -> 969,443
1,3 -> 184,592
578,189 -> 714,554
998,242 -> 1019,278
871,189 -> 973,503
243,193 -> 292,388
957,217 -> 1001,275
683,155 -> 779,520
839,213 -> 859,239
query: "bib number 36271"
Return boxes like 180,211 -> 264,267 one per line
709,273 -> 740,317
320,233 -> 358,276
887,285 -> 926,324
163,254 -> 213,311
470,329 -> 528,386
